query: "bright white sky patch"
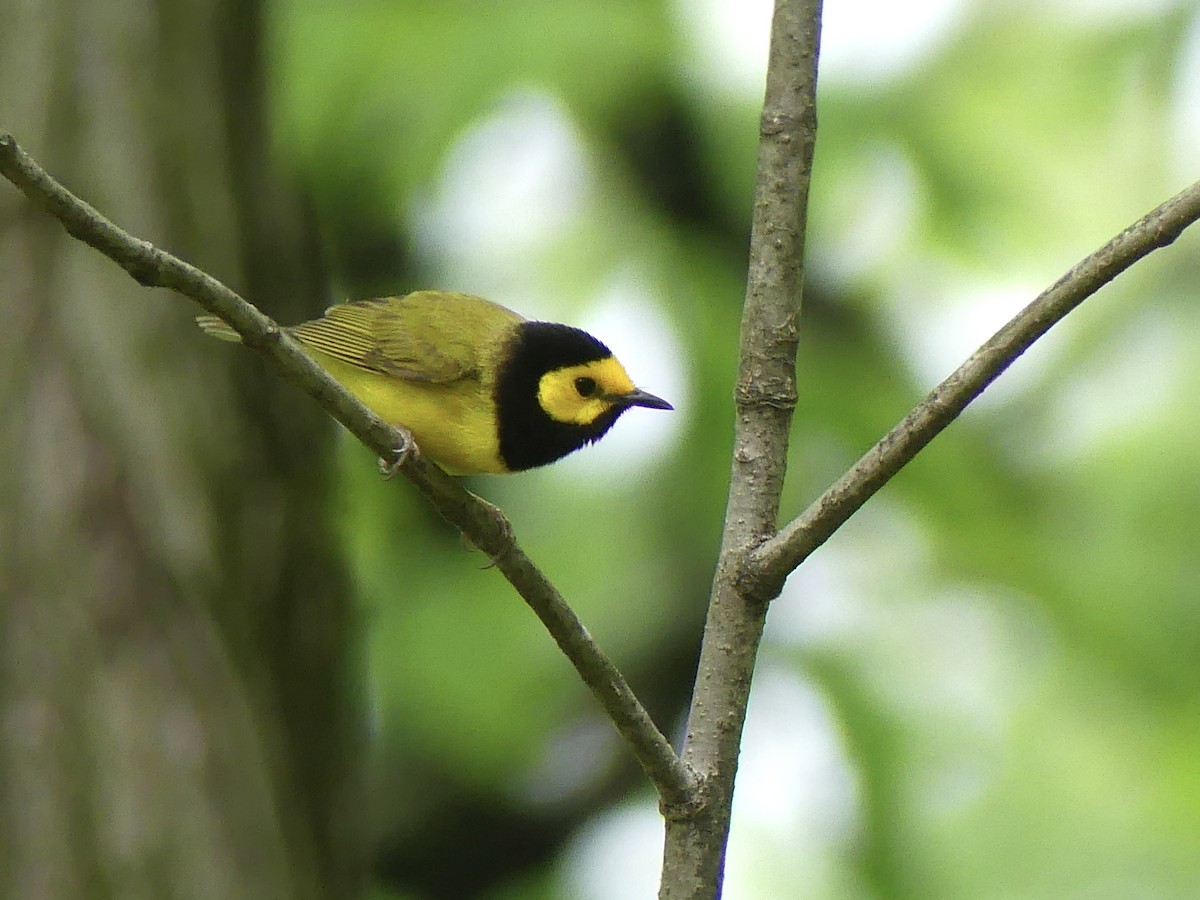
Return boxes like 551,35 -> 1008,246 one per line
810,142 -> 922,287
561,801 -> 663,899
674,0 -> 966,97
673,0 -> 773,97
884,274 -> 1055,410
1050,0 -> 1185,26
411,90 -> 590,286
1035,309 -> 1185,465
730,669 -> 860,839
820,0 -> 966,85
1169,7 -> 1200,181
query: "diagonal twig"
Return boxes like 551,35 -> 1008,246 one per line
745,178 -> 1200,599
0,132 -> 698,812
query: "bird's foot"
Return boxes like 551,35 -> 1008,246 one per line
377,427 -> 416,479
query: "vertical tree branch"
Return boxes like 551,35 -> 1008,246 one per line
660,0 -> 822,896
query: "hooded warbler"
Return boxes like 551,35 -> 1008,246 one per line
197,291 -> 672,474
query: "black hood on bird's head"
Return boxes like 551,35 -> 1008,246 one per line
513,321 -> 611,368
495,321 -> 625,471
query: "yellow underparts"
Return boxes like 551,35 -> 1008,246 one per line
311,351 -> 507,475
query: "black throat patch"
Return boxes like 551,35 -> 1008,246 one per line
495,321 -> 625,471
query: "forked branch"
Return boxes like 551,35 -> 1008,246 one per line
746,177 -> 1200,599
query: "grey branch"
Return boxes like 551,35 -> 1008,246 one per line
746,177 -> 1200,599
661,1 -> 824,897
0,132 -> 697,813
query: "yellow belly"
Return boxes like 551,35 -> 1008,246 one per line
313,353 -> 506,475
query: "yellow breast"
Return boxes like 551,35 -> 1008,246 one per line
311,351 -> 507,475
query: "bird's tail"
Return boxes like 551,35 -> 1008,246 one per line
195,315 -> 242,343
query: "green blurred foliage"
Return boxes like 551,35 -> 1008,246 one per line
267,0 -> 1200,896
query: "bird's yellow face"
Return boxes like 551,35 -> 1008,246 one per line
536,357 -> 639,426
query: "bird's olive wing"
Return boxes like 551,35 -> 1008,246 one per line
289,297 -> 476,383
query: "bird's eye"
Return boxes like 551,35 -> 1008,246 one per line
574,376 -> 598,398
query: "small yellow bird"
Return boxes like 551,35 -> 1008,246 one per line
197,291 -> 672,474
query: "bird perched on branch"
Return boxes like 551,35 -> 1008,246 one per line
198,291 -> 672,474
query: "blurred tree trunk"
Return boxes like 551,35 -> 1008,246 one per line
0,0 -> 365,898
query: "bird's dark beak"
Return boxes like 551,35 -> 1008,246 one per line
622,388 -> 673,411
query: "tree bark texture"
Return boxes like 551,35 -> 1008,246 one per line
0,1 -> 364,897
661,1 -> 822,896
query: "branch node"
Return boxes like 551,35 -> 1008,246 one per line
759,110 -> 799,137
733,376 -> 797,411
127,251 -> 162,287
658,766 -> 706,821
734,543 -> 787,604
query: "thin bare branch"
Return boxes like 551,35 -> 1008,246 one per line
0,131 -> 697,812
660,0 -> 823,896
746,178 -> 1200,599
